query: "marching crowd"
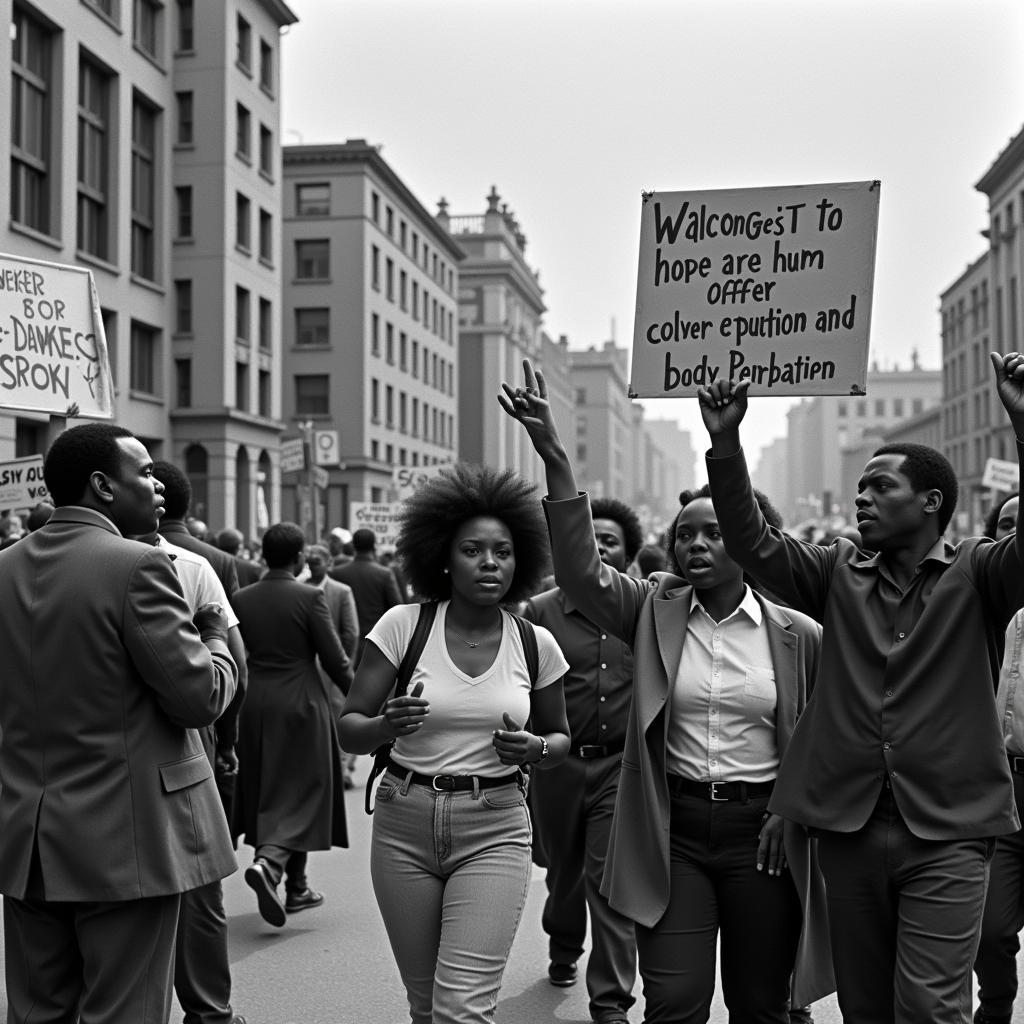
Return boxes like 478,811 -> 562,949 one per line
1,352 -> 1024,1024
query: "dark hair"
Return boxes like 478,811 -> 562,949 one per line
215,527 -> 244,554
151,461 -> 192,520
872,442 -> 959,535
43,423 -> 134,506
664,485 -> 782,576
352,528 -> 376,553
633,543 -> 667,576
984,491 -> 1019,540
261,521 -> 306,568
397,463 -> 549,604
591,497 -> 645,563
26,502 -> 55,531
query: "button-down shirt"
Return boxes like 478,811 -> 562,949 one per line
707,445 -> 1021,840
997,610 -> 1024,756
668,585 -> 779,783
523,587 -> 633,752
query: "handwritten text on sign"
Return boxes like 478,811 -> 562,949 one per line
0,253 -> 115,417
629,181 -> 880,399
349,502 -> 402,550
0,455 -> 49,511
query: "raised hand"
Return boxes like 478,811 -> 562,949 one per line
991,352 -> 1024,437
696,379 -> 751,438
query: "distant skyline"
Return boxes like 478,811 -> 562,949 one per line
280,0 -> 1024,475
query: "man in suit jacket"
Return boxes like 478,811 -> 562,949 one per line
154,461 -> 240,599
306,544 -> 358,660
0,423 -> 238,1024
217,527 -> 263,587
328,527 -> 403,658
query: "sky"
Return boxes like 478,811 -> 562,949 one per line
279,0 -> 1024,475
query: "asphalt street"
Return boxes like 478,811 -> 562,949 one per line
1,758 -> 1022,1023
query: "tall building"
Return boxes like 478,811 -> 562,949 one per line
442,188 -> 546,486
281,141 -> 462,531
1,0 -> 297,538
641,416 -> 696,528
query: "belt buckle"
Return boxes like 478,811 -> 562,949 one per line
432,775 -> 456,791
577,745 -> 601,759
1012,756 -> 1024,775
709,781 -> 728,802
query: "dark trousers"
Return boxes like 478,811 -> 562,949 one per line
4,891 -> 180,1024
974,770 -> 1024,1022
817,783 -> 993,1024
256,843 -> 309,895
174,880 -> 236,1024
635,789 -> 801,1024
531,753 -> 637,1022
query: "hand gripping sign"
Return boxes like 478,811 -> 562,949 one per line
0,252 -> 115,418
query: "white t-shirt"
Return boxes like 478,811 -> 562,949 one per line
366,600 -> 568,777
157,535 -> 239,627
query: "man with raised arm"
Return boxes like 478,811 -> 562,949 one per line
695,353 -> 1024,1024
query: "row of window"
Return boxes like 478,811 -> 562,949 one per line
173,94 -> 275,179
369,246 -> 454,341
172,280 -> 273,351
369,189 -> 455,294
368,314 -> 453,394
836,397 -> 926,419
943,392 -> 994,437
944,341 -> 996,396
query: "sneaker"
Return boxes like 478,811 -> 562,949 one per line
285,887 -> 325,913
244,859 -> 286,927
548,961 -> 578,987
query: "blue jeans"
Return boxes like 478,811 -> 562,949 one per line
370,770 -> 533,1024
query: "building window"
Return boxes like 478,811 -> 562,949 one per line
837,400 -> 847,417
371,313 -> 380,355
258,368 -> 270,416
295,375 -> 329,416
236,14 -> 251,71
235,361 -> 249,411
235,192 -> 251,251
371,245 -> 381,290
11,8 -> 53,235
912,398 -> 924,415
386,206 -> 394,236
259,38 -> 273,92
259,297 -> 272,351
295,239 -> 329,279
235,285 -> 250,342
176,0 -> 193,51
133,0 -> 161,60
386,323 -> 394,364
295,308 -> 329,347
411,340 -> 419,378
399,392 -> 407,434
175,185 -> 192,238
371,191 -> 380,224
400,270 -> 407,311
259,208 -> 272,262
77,57 -> 112,260
175,357 -> 191,407
131,96 -> 157,280
371,379 -> 380,423
175,91 -> 193,145
296,183 -> 330,216
236,103 -> 250,161
400,332 -> 407,371
386,258 -> 394,301
259,124 -> 273,177
85,0 -> 118,20
130,320 -> 159,394
893,398 -> 904,417
874,399 -> 885,417
174,279 -> 192,334
386,385 -> 394,428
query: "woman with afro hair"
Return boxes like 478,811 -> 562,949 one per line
339,462 -> 570,1024
501,360 -> 834,1024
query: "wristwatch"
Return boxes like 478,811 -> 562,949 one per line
536,736 -> 549,763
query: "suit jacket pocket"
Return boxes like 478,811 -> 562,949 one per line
159,752 -> 213,793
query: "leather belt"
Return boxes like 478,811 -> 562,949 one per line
1009,754 -> 1024,776
667,774 -> 775,803
386,758 -> 521,792
573,742 -> 624,760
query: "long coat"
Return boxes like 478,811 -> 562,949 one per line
544,493 -> 835,1007
0,506 -> 238,900
232,570 -> 353,850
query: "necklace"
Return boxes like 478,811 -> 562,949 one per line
447,621 -> 501,649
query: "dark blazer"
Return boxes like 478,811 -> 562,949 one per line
232,571 -> 352,850
544,493 -> 834,1006
235,556 -> 263,587
0,507 -> 238,901
329,553 -> 403,639
319,576 -> 359,659
159,520 -> 240,599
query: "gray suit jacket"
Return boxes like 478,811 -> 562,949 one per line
0,507 -> 238,901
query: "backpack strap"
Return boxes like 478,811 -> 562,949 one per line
507,611 -> 539,684
365,601 -> 438,814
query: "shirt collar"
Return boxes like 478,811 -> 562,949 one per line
850,536 -> 953,574
689,583 -> 762,626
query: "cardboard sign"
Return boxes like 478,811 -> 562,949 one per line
349,501 -> 402,549
0,455 -> 49,511
630,181 -> 880,398
982,456 -> 1018,493
0,253 -> 114,417
391,463 -> 451,501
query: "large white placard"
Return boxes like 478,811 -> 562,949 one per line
0,455 -> 49,511
349,501 -> 402,549
630,181 -> 880,399
0,253 -> 114,417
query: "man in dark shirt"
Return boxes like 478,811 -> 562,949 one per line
523,498 -> 640,1023
697,352 -> 1024,1024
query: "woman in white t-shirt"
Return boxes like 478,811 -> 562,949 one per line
339,463 -> 570,1024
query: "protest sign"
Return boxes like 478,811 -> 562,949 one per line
982,456 -> 1018,493
0,455 -> 49,511
391,463 -> 451,501
0,253 -> 114,417
349,501 -> 402,549
630,181 -> 880,398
